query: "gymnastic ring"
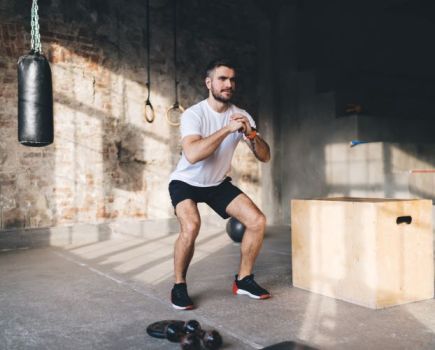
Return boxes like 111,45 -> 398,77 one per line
166,103 -> 184,126
144,99 -> 155,123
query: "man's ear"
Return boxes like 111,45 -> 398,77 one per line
205,77 -> 211,90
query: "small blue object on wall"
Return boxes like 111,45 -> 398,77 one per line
350,140 -> 369,148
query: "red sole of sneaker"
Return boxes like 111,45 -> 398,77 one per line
172,304 -> 194,310
233,282 -> 271,299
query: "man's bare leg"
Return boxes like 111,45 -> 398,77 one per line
226,194 -> 266,279
174,199 -> 201,283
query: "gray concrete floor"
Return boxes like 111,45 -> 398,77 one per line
1,219 -> 435,350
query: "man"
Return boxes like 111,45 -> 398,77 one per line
168,58 -> 271,310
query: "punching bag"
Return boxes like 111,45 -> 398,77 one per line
18,53 -> 53,146
18,0 -> 53,147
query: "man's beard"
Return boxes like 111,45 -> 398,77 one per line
211,87 -> 233,103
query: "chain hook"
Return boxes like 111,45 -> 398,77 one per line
31,0 -> 42,54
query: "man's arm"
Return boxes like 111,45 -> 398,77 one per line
182,119 -> 244,164
230,114 -> 271,163
245,133 -> 271,163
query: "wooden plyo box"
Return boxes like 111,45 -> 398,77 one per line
291,198 -> 434,309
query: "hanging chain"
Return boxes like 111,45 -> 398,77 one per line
165,0 -> 184,126
144,0 -> 155,123
31,0 -> 42,53
146,0 -> 151,100
173,0 -> 179,105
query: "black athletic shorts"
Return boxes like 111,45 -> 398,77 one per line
168,177 -> 243,219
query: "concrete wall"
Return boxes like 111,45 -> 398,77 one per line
258,0 -> 435,224
0,0 -> 265,230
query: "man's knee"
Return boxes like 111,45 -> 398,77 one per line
175,200 -> 200,238
179,219 -> 201,244
184,218 -> 201,234
246,211 -> 266,232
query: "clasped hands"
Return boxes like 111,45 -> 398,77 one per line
227,114 -> 252,136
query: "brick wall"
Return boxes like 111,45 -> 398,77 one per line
0,0 -> 263,229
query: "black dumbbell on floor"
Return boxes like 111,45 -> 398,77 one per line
146,319 -> 223,349
200,329 -> 223,350
165,320 -> 222,349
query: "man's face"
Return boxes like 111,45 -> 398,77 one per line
206,66 -> 236,103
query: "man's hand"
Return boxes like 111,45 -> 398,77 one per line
227,115 -> 245,133
230,114 -> 252,135
230,113 -> 271,162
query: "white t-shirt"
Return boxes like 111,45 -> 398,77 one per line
169,99 -> 256,187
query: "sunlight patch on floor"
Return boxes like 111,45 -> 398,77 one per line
64,228 -> 231,285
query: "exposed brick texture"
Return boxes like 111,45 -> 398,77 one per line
0,0 -> 263,229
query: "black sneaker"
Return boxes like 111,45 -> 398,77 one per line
232,274 -> 271,299
171,283 -> 194,310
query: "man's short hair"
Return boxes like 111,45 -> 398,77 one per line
205,58 -> 237,78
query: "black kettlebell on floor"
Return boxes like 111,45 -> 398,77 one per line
226,217 -> 245,243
